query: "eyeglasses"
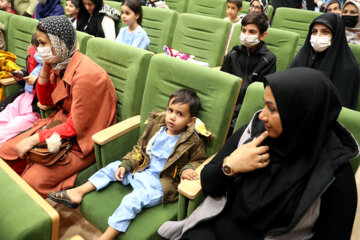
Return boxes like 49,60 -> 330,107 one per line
250,4 -> 262,10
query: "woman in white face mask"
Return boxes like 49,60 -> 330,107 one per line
290,13 -> 360,110
0,15 -> 117,198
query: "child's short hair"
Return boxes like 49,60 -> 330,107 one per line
8,0 -> 14,8
325,0 -> 341,11
168,89 -> 201,117
67,0 -> 80,8
122,0 -> 143,26
242,12 -> 268,35
31,33 -> 39,47
227,0 -> 242,9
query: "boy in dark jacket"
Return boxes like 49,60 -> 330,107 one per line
221,12 -> 276,133
48,89 -> 209,240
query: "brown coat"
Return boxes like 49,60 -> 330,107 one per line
0,51 -> 117,197
121,112 -> 207,204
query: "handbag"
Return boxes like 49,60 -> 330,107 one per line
27,120 -> 72,166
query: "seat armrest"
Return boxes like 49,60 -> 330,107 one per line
37,102 -> 54,110
213,66 -> 221,71
178,155 -> 215,199
92,115 -> 141,146
0,77 -> 17,85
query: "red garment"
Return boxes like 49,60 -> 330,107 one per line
36,80 -> 56,105
26,45 -> 38,74
8,9 -> 16,14
38,113 -> 76,143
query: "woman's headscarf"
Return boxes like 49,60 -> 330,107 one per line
343,0 -> 360,44
76,0 -> 105,37
230,67 -> 358,233
38,15 -> 77,70
34,0 -> 64,20
250,0 -> 268,13
290,13 -> 360,109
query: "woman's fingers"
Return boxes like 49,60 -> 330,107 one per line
256,145 -> 269,154
252,131 -> 268,146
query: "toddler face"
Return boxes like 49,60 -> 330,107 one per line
121,5 -> 139,26
0,0 -> 10,10
226,2 -> 240,21
165,98 -> 195,136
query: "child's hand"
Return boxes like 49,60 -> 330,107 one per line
115,167 -> 126,181
181,169 -> 199,181
23,75 -> 37,86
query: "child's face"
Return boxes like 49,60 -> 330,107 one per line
326,2 -> 341,14
249,0 -> 262,13
65,1 -> 79,17
226,2 -> 240,21
0,0 -> 11,11
82,0 -> 95,15
165,98 -> 195,136
242,23 -> 265,39
121,5 -> 139,27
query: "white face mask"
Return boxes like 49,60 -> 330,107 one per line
240,33 -> 260,48
310,36 -> 332,52
37,46 -> 60,63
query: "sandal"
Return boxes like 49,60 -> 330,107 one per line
47,190 -> 79,209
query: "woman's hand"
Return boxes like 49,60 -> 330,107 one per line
226,131 -> 270,174
115,167 -> 126,181
11,70 -> 24,81
23,75 -> 37,86
38,62 -> 52,84
15,134 -> 40,159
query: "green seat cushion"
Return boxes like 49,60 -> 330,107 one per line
76,31 -> 92,54
186,0 -> 227,18
81,182 -> 177,239
0,11 -> 13,46
166,0 -> 189,13
0,167 -> 52,240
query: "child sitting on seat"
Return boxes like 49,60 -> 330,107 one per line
221,12 -> 276,135
116,0 -> 150,50
224,0 -> 243,24
48,89 -> 209,240
0,0 -> 16,14
65,0 -> 80,28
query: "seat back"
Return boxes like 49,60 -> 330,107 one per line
348,43 -> 360,111
234,82 -> 264,131
86,38 -> 153,122
226,26 -> 299,72
142,7 -> 178,53
140,54 -> 241,156
238,1 -> 274,21
76,31 -> 92,54
7,15 -> 38,69
186,0 -> 227,18
172,13 -> 231,67
166,0 -> 189,12
338,108 -> 360,173
271,7 -> 322,52
0,11 -> 13,46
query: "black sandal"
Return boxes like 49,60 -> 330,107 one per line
47,190 -> 79,209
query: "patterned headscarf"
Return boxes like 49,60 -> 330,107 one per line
38,15 -> 77,70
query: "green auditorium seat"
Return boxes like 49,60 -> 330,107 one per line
186,0 -> 227,18
0,158 -> 59,240
238,1 -> 274,22
226,26 -> 299,72
7,15 -> 38,69
348,43 -> 360,111
142,7 -> 178,53
76,31 -> 92,54
79,54 -> 241,239
271,7 -> 322,52
0,10 -> 13,45
166,0 -> 189,13
170,13 -> 231,67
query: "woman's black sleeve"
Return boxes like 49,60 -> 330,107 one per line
201,126 -> 247,197
312,163 -> 357,240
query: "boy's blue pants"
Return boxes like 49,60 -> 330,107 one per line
88,160 -> 163,232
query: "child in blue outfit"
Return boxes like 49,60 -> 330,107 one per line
116,0 -> 150,50
48,89 -> 209,240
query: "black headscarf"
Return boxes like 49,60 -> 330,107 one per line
76,0 -> 105,37
290,13 -> 360,110
229,67 -> 358,234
